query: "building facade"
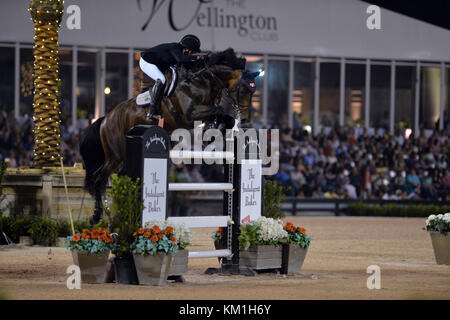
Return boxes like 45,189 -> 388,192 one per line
0,0 -> 449,136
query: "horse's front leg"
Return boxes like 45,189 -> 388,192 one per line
89,189 -> 104,226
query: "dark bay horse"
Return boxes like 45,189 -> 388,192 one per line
80,48 -> 258,225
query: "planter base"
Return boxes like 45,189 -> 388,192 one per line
430,232 -> 450,265
114,256 -> 139,285
281,244 -> 308,274
239,245 -> 282,270
71,250 -> 109,284
133,253 -> 173,286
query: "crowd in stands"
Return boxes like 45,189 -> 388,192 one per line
1,107 -> 449,201
273,125 -> 450,201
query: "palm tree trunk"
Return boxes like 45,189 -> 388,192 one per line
29,0 -> 64,168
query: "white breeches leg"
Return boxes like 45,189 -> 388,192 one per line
139,58 -> 166,84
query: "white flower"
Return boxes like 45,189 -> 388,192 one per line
444,213 -> 450,222
437,214 -> 443,219
253,217 -> 288,242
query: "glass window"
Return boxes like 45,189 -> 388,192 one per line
105,52 -> 128,113
369,65 -> 391,130
394,66 -> 415,132
77,51 -> 96,129
293,61 -> 313,128
319,62 -> 340,127
267,60 -> 289,127
345,64 -> 365,127
420,66 -> 441,130
20,48 -> 34,117
244,56 -> 264,125
0,47 -> 14,115
59,49 -> 72,133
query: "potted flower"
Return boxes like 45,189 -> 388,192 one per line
238,217 -> 288,271
67,227 -> 115,283
211,227 -> 224,264
145,220 -> 193,280
281,222 -> 311,274
424,213 -> 450,265
211,227 -> 224,249
109,174 -> 143,285
131,224 -> 178,286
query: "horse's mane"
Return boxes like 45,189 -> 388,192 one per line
205,48 -> 246,70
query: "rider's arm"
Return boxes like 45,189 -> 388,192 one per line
170,48 -> 198,64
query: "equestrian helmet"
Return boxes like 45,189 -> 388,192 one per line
180,34 -> 201,53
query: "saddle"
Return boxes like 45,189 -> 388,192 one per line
135,66 -> 178,107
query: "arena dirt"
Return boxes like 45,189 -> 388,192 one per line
0,217 -> 449,300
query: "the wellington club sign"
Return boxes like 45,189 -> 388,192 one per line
137,0 -> 279,42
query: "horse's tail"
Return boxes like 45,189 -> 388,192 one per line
79,117 -> 106,197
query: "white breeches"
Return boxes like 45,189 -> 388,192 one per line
139,58 -> 166,84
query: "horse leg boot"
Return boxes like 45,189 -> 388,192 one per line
89,191 -> 103,226
146,79 -> 164,120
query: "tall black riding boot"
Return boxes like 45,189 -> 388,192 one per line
147,79 -> 164,119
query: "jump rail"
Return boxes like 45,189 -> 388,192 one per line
124,125 -> 263,276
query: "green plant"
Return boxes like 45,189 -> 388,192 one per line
284,222 -> 311,248
28,216 -> 58,246
263,180 -> 286,219
0,215 -> 34,242
67,227 -> 115,253
74,218 -> 90,233
345,202 -> 450,217
238,217 -> 288,250
211,227 -> 223,243
424,213 -> 449,234
109,174 -> 143,257
55,219 -> 71,237
131,225 -> 178,255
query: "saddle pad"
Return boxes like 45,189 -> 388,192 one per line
136,91 -> 151,106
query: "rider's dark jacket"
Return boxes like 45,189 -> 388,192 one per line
141,42 -> 198,71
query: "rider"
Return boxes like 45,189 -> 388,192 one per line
139,34 -> 203,118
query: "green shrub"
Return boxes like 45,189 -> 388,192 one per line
55,219 -> 72,237
345,202 -> 450,217
109,174 -> 143,258
28,216 -> 58,246
263,180 -> 286,219
0,215 -> 34,243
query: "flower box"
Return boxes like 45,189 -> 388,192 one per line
168,249 -> 189,276
239,245 -> 282,270
281,244 -> 308,274
429,231 -> 450,265
72,250 -> 110,284
133,252 -> 174,286
67,228 -> 117,284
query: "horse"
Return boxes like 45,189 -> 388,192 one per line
79,48 -> 259,225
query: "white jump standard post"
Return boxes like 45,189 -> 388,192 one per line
124,125 -> 263,278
